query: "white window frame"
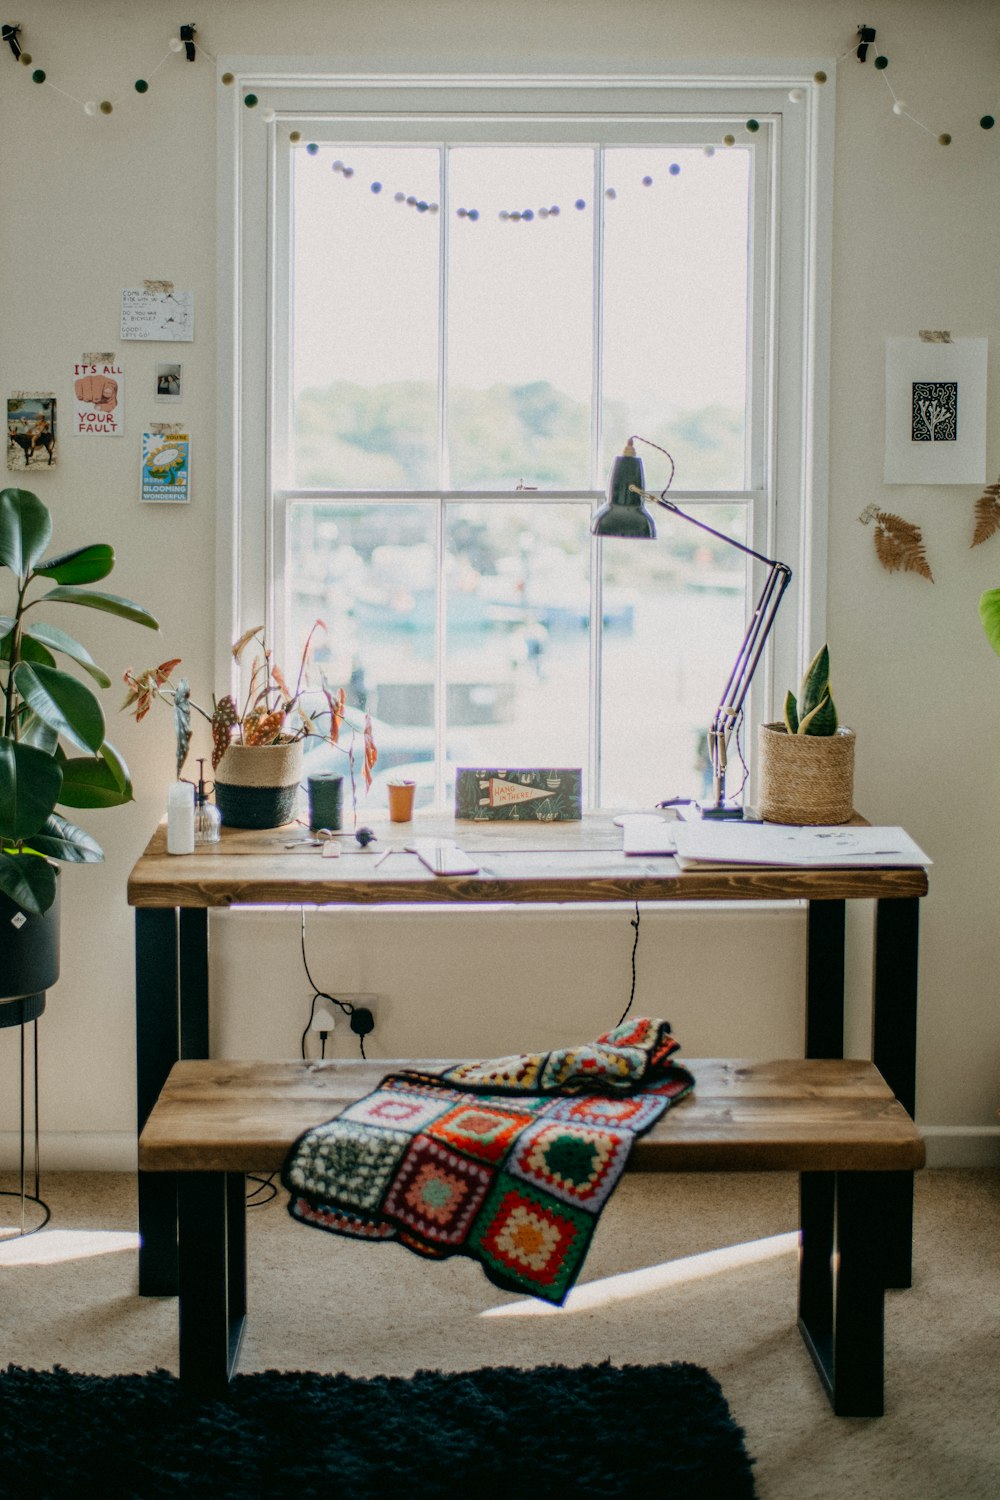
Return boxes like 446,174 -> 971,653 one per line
217,65 -> 834,804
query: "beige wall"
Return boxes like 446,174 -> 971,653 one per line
1,1 -> 997,1170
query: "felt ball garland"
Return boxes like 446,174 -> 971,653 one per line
2,19 -> 215,116
300,144 -> 696,224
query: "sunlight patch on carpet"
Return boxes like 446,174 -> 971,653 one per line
0,1228 -> 140,1266
481,1230 -> 799,1316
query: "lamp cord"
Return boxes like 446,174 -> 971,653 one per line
616,901 -> 641,1027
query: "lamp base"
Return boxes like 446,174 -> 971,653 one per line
698,801 -> 747,820
656,797 -> 752,822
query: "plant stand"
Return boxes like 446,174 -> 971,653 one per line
0,993 -> 50,1239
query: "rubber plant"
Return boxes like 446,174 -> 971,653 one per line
781,644 -> 838,735
979,588 -> 1000,663
0,488 -> 159,915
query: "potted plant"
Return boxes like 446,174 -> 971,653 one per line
124,623 -> 377,829
0,487 -> 158,1006
757,644 -> 856,824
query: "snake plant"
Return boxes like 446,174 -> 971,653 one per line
781,644 -> 838,735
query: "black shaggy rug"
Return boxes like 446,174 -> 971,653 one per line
0,1360 -> 756,1499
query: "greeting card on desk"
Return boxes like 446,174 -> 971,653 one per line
670,823 -> 932,870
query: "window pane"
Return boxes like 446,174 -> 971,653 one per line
599,505 -> 749,808
288,502 -> 439,809
447,147 -> 595,489
292,146 -> 441,488
601,147 -> 749,489
445,503 -> 591,784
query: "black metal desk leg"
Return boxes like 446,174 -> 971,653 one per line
872,898 -> 919,1115
135,908 -> 180,1297
872,897 -> 920,1290
805,900 -> 846,1059
179,908 -> 210,1060
178,1172 -> 247,1396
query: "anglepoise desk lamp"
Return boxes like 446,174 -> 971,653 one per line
591,436 -> 792,819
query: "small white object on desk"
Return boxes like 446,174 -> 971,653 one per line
166,781 -> 195,855
406,841 -> 480,875
619,814 -> 677,856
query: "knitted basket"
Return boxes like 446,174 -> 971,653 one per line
757,723 -> 856,825
214,742 -> 304,829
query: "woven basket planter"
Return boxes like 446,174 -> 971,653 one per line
757,723 -> 856,825
214,741 -> 304,829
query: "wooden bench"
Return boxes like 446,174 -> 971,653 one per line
138,1056 -> 925,1416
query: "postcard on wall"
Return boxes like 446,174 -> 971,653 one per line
140,430 -> 190,503
884,337 -> 987,484
73,358 -> 124,437
154,363 -> 182,402
121,288 -> 194,342
455,768 -> 583,821
7,393 -> 56,470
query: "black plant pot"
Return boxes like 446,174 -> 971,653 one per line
0,878 -> 60,998
0,875 -> 59,1026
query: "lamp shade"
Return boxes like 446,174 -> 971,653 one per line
591,445 -> 657,538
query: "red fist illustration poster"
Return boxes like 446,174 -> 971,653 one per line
73,358 -> 124,436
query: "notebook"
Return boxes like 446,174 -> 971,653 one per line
668,822 -> 931,870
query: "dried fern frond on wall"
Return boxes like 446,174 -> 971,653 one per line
970,480 -> 1000,548
859,504 -> 934,581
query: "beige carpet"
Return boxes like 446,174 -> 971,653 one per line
2,1168 -> 998,1499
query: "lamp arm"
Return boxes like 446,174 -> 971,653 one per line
708,560 -> 792,809
629,486 -> 785,571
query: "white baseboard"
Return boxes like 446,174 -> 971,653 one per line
3,1127 -> 999,1173
0,1132 -> 136,1173
921,1126 -> 1000,1169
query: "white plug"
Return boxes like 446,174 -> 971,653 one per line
310,998 -> 339,1033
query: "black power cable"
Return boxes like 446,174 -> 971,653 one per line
616,901 -> 641,1027
299,909 -> 374,1058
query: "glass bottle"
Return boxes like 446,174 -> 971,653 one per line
193,758 -> 222,845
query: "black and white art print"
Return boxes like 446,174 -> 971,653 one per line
911,381 -> 957,443
885,337 -> 987,484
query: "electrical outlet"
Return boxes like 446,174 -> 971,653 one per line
338,992 -> 379,1014
309,998 -> 339,1033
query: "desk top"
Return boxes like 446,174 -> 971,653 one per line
127,812 -> 929,909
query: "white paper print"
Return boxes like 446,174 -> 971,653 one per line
884,337 -> 987,484
73,359 -> 124,436
141,430 -> 190,503
121,288 -> 194,342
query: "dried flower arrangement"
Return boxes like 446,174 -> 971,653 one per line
123,621 -> 377,796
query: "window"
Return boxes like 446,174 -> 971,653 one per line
220,73 -> 832,812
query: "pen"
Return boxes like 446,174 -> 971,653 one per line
374,848 -> 393,868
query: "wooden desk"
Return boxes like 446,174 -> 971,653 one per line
128,813 -> 928,1295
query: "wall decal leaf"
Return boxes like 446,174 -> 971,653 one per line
971,481 -> 1000,548
859,505 -> 934,582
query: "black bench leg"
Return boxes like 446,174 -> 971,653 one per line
798,1171 -> 887,1417
178,1171 -> 247,1396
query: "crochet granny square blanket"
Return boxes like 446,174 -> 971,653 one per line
281,1016 -> 694,1304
